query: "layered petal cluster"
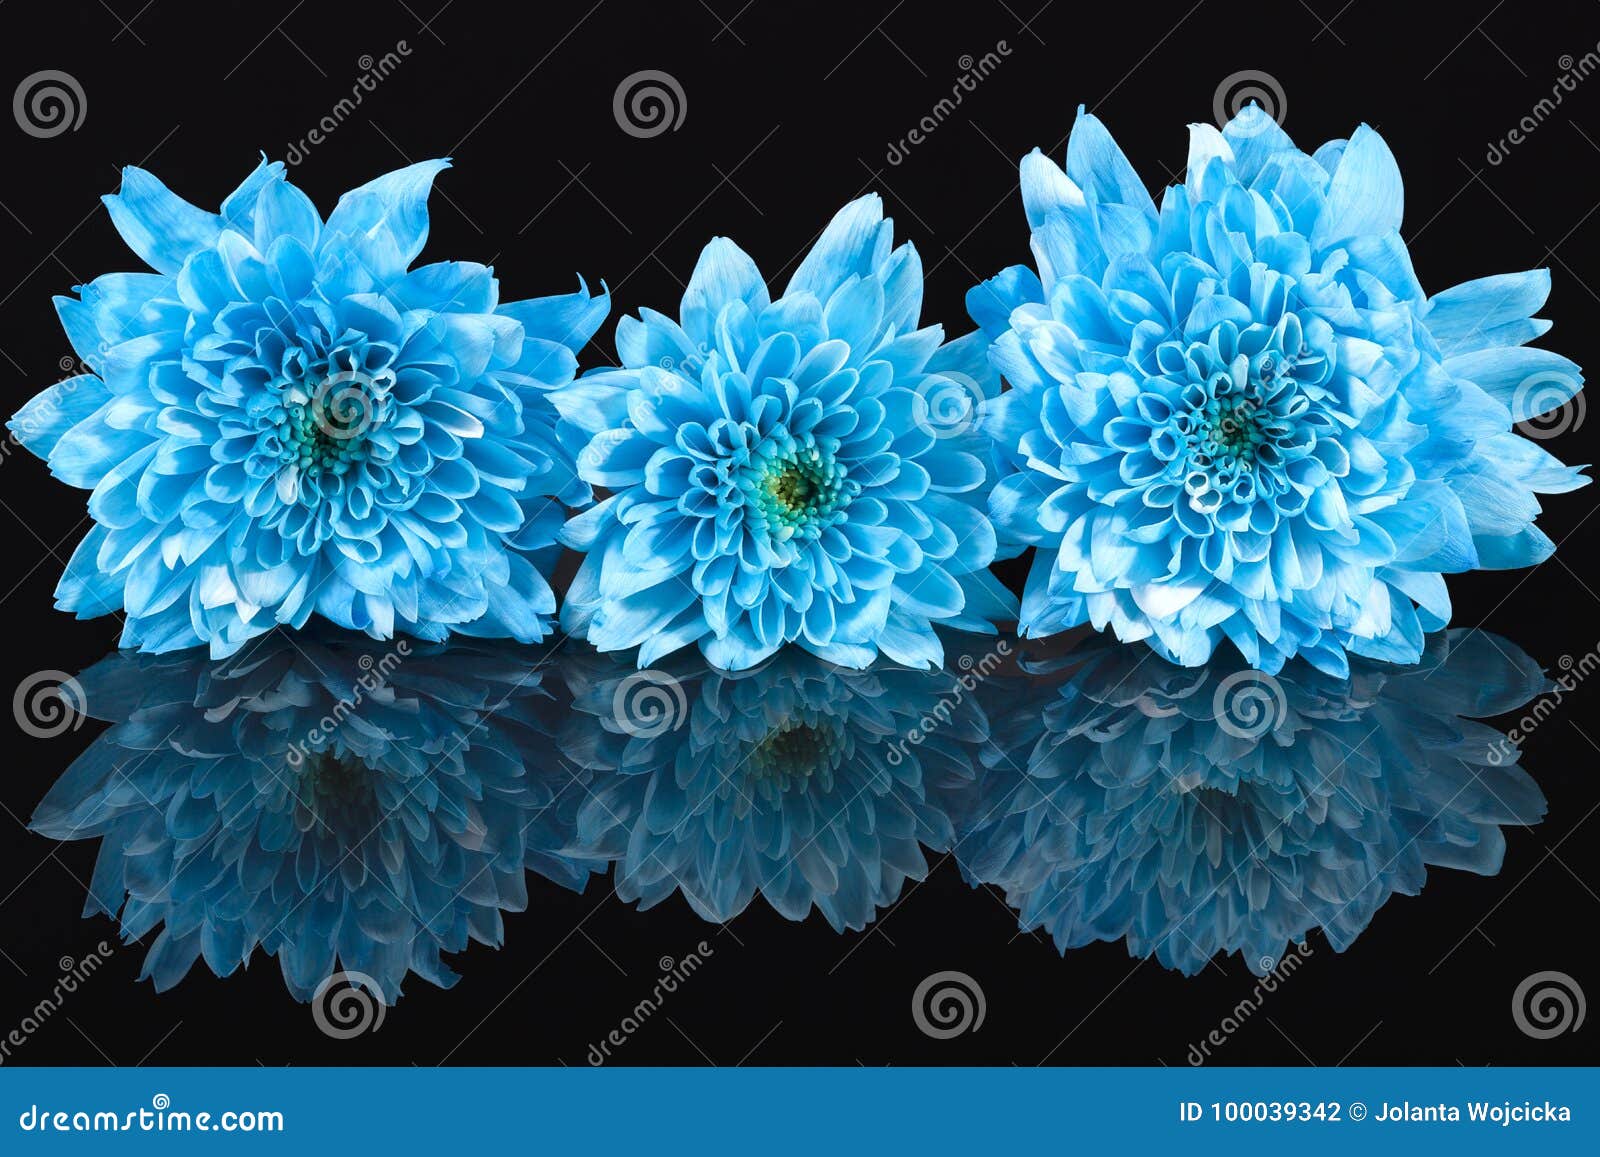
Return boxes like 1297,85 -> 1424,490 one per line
558,195 -> 1017,671
953,631 -> 1548,974
558,646 -> 987,931
973,107 -> 1587,674
10,159 -> 607,656
31,634 -> 603,1002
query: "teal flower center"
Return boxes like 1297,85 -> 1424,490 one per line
280,376 -> 378,477
747,446 -> 854,541
1202,397 -> 1266,461
301,750 -> 371,806
746,718 -> 846,788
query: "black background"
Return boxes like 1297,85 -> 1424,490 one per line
1,0 -> 1597,1066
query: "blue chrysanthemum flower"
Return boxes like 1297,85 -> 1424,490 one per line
953,630 -> 1548,975
558,645 -> 989,931
9,159 -> 608,656
31,634 -> 603,1002
556,195 -> 1018,671
971,107 -> 1587,674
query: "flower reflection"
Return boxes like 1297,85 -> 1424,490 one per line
31,633 -> 603,1003
559,645 -> 997,930
28,624 -> 1553,1002
955,630 -> 1551,975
